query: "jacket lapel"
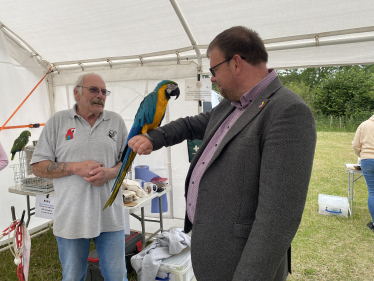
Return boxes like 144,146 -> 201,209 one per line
206,77 -> 283,169
185,101 -> 235,187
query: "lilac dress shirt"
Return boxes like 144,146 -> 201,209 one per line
186,69 -> 278,223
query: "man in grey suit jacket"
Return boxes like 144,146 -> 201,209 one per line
129,26 -> 316,281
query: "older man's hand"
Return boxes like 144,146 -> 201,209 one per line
84,167 -> 112,187
74,160 -> 103,178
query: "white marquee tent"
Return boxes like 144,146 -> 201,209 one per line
1,0 -> 374,240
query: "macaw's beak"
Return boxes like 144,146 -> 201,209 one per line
169,87 -> 180,100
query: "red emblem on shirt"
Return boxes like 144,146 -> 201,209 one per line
65,128 -> 75,140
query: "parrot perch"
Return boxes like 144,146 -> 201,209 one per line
10,130 -> 31,160
103,80 -> 180,209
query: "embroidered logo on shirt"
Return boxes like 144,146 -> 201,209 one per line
65,128 -> 75,140
259,101 -> 264,108
108,130 -> 117,142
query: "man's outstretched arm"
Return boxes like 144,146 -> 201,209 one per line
32,160 -> 103,179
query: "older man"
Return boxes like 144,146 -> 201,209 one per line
129,26 -> 316,281
32,73 -> 128,281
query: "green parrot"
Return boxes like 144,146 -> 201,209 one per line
10,130 -> 31,160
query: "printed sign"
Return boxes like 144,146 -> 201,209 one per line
35,194 -> 54,220
185,78 -> 212,102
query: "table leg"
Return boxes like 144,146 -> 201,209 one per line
350,174 -> 354,218
26,195 -> 36,227
141,207 -> 145,249
159,196 -> 163,232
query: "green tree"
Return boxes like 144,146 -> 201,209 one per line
314,66 -> 374,118
283,81 -> 315,114
278,67 -> 335,88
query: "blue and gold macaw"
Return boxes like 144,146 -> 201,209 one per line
103,80 -> 180,209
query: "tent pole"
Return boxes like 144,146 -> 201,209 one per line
169,0 -> 203,73
0,21 -> 49,70
47,73 -> 55,116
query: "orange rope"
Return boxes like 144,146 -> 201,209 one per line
1,123 -> 45,130
0,67 -> 52,132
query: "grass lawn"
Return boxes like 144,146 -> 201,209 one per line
288,132 -> 374,281
1,132 -> 373,280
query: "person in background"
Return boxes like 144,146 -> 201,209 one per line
352,114 -> 374,232
31,73 -> 128,281
0,142 -> 9,171
129,26 -> 316,281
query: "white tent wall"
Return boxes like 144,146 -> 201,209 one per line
49,62 -> 198,232
0,31 -> 51,237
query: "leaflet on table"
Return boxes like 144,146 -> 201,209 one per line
35,194 -> 54,220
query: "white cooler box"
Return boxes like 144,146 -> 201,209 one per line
318,194 -> 349,217
155,247 -> 195,281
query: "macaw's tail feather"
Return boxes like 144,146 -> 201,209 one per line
11,153 -> 15,161
103,150 -> 137,210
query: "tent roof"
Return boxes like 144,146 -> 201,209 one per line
1,0 -> 374,70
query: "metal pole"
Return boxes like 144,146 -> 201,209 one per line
159,196 -> 164,232
169,0 -> 203,73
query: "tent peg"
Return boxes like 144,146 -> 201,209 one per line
11,206 -> 16,222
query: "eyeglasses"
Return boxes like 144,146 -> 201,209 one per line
209,56 -> 246,77
76,86 -> 111,96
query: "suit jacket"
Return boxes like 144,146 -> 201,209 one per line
148,77 -> 316,281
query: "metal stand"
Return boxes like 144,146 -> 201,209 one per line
130,195 -> 165,249
346,164 -> 364,218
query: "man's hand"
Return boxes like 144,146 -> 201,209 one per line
74,160 -> 103,178
84,162 -> 122,187
128,135 -> 153,155
84,167 -> 111,187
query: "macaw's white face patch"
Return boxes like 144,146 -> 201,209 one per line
167,83 -> 178,94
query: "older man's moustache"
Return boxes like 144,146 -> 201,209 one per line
90,99 -> 105,106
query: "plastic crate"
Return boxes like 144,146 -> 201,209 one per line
156,247 -> 194,281
318,194 -> 349,217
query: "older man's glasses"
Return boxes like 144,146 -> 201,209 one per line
209,56 -> 246,77
77,86 -> 111,96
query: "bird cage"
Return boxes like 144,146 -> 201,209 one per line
10,145 -> 54,193
9,150 -> 27,184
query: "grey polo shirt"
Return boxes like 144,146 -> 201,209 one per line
31,104 -> 127,239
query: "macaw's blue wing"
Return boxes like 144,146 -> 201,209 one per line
103,91 -> 159,210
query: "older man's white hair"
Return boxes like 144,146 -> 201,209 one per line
73,73 -> 103,102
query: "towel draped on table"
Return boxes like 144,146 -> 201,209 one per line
131,228 -> 191,281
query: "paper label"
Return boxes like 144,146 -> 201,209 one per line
185,78 -> 212,101
35,194 -> 55,220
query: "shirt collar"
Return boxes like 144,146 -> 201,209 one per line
68,103 -> 109,120
231,69 -> 277,109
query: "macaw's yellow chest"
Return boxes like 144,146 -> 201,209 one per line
141,85 -> 169,134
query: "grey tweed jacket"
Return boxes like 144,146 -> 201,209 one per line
148,77 -> 316,281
